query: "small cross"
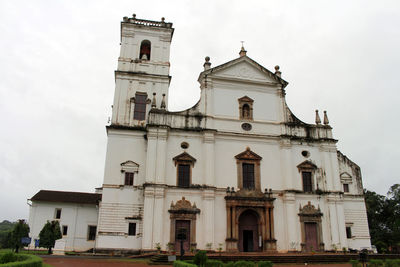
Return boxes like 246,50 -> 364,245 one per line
241,41 -> 244,47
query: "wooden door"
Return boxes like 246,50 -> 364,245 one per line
304,222 -> 318,252
175,220 -> 190,253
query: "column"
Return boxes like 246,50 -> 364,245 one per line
142,187 -> 155,249
155,128 -> 168,184
203,132 -> 215,185
152,187 -> 165,247
226,206 -> 231,239
145,128 -> 157,183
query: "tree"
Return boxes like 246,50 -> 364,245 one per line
10,219 -> 30,253
365,184 -> 400,253
38,220 -> 62,254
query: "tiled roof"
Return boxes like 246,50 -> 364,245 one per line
30,190 -> 101,205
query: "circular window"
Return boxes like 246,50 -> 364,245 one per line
181,142 -> 189,149
241,123 -> 252,131
301,150 -> 310,158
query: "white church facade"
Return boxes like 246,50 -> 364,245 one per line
28,14 -> 371,253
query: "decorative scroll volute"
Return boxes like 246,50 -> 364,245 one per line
299,201 -> 322,216
169,197 -> 200,214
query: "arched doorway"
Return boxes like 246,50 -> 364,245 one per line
239,210 -> 260,252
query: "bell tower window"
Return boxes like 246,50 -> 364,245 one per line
139,40 -> 151,60
133,93 -> 147,121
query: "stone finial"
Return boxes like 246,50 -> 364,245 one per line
315,109 -> 321,125
275,65 -> 281,77
323,110 -> 329,125
161,94 -> 166,109
152,92 -> 156,108
239,45 -> 247,57
203,56 -> 211,70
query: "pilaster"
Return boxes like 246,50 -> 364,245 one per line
152,187 -> 165,247
203,131 -> 215,185
155,127 -> 168,184
202,190 -> 215,246
145,128 -> 158,183
283,192 -> 297,251
142,187 -> 155,249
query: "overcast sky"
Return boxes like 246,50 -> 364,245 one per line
1,0 -> 399,221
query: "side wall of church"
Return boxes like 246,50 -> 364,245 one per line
28,201 -> 98,252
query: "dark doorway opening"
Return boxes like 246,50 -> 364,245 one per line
243,230 -> 254,252
239,210 -> 259,252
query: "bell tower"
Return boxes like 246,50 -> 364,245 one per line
111,14 -> 174,126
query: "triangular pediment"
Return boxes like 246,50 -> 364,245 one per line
297,160 -> 317,170
235,147 -> 262,160
238,96 -> 254,103
173,152 -> 197,166
199,56 -> 288,87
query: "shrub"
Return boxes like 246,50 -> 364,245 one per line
0,252 -> 17,264
258,261 -> 273,267
174,260 -> 197,267
385,259 -> 400,267
350,260 -> 360,267
206,260 -> 224,267
233,261 -> 255,267
0,254 -> 42,267
369,259 -> 384,267
194,251 -> 208,267
224,262 -> 235,267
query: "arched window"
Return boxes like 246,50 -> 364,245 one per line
139,40 -> 151,60
242,104 -> 250,119
238,96 -> 254,120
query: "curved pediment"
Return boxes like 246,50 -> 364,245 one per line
120,160 -> 139,167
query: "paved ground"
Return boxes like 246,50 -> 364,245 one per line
42,256 -> 170,267
42,256 -> 352,267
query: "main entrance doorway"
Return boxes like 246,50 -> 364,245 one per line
175,220 -> 190,252
239,210 -> 259,252
304,222 -> 318,252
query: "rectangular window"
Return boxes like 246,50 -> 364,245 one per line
133,93 -> 147,121
346,226 -> 352,238
128,223 -> 136,236
87,226 -> 97,241
178,164 -> 190,187
55,208 -> 62,219
242,163 -> 255,190
302,172 -> 313,193
343,183 -> 349,193
124,172 -> 134,186
62,225 -> 68,236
